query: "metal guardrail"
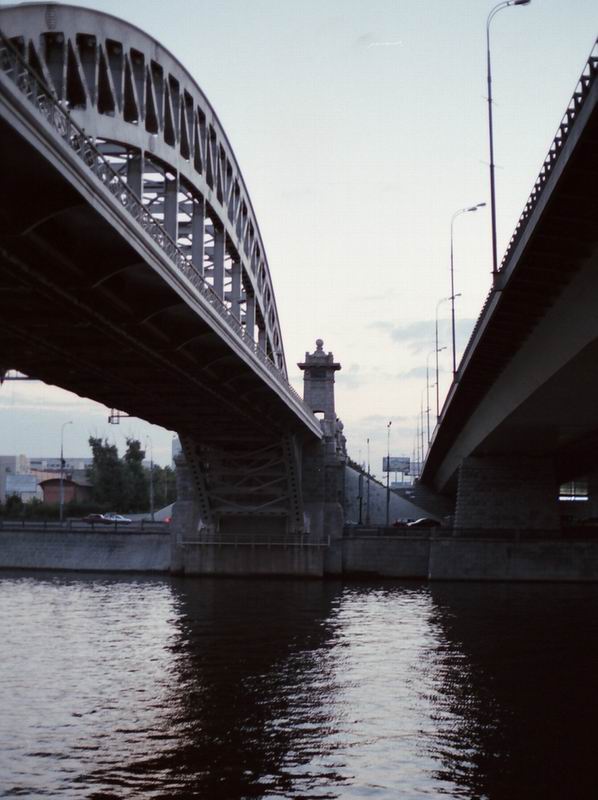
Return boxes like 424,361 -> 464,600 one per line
0,519 -> 170,534
181,533 -> 330,548
499,39 -> 598,274
344,526 -> 436,538
0,30 -> 311,415
438,527 -> 598,541
344,525 -> 598,541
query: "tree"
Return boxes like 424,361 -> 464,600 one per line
87,436 -> 124,510
86,436 -> 172,513
151,464 -> 177,509
123,437 -> 148,512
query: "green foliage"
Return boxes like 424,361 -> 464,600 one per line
87,436 -> 124,509
150,464 -> 177,509
123,437 -> 147,511
85,436 -> 175,514
4,494 -> 24,517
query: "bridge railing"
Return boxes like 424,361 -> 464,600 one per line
180,532 -> 330,548
0,518 -> 170,534
453,39 -> 598,390
0,31 -> 309,414
499,38 -> 598,275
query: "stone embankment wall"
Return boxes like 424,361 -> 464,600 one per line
179,543 -> 325,577
341,533 -> 430,578
428,537 -> 598,581
343,467 -> 433,525
4,525 -> 598,582
0,529 -> 170,572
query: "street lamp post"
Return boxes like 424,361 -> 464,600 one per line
487,0 -> 531,278
435,296 -> 453,421
420,387 -> 427,463
425,349 -> 437,445
366,437 -> 371,525
59,420 -> 73,523
146,435 -> 154,521
450,203 -> 485,375
385,420 -> 392,527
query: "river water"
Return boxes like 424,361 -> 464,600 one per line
1,572 -> 597,799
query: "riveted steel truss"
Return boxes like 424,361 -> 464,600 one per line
0,3 -> 287,375
179,435 -> 305,534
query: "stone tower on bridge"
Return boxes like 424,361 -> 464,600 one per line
298,340 -> 346,565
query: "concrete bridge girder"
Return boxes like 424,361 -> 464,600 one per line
433,246 -> 598,496
423,50 -> 598,531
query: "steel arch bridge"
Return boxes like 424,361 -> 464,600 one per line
2,2 -> 286,372
0,3 -> 322,537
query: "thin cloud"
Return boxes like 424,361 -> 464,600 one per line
367,40 -> 403,48
354,33 -> 403,49
370,318 -> 477,355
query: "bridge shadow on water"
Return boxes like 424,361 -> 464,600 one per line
426,582 -> 598,800
77,577 -> 351,799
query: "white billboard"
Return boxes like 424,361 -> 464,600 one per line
383,456 -> 410,473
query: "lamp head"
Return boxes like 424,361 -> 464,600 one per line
512,0 -> 531,5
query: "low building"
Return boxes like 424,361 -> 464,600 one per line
39,476 -> 92,505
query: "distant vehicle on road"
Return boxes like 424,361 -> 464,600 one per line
82,513 -> 108,524
103,513 -> 132,525
406,517 -> 441,529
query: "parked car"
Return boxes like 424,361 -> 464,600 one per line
103,513 -> 132,525
406,517 -> 441,529
82,513 -> 108,524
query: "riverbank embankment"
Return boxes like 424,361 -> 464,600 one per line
3,524 -> 598,581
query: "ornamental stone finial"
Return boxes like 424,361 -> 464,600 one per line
297,339 -> 341,420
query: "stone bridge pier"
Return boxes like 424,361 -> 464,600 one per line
298,339 -> 347,573
170,339 -> 347,575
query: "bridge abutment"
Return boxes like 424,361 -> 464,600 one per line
454,455 -> 560,531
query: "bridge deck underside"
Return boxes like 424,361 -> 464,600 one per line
425,90 -> 598,493
0,115 -> 306,450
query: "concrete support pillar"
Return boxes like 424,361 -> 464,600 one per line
191,196 -> 205,275
164,173 -> 179,242
581,471 -> 598,519
169,452 -> 202,574
213,225 -> 225,298
454,455 -> 560,531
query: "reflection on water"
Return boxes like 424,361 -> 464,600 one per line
1,573 -> 597,798
428,583 -> 598,799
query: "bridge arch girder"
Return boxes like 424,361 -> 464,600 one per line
1,2 -> 286,373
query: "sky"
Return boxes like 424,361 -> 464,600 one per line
0,0 -> 596,473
